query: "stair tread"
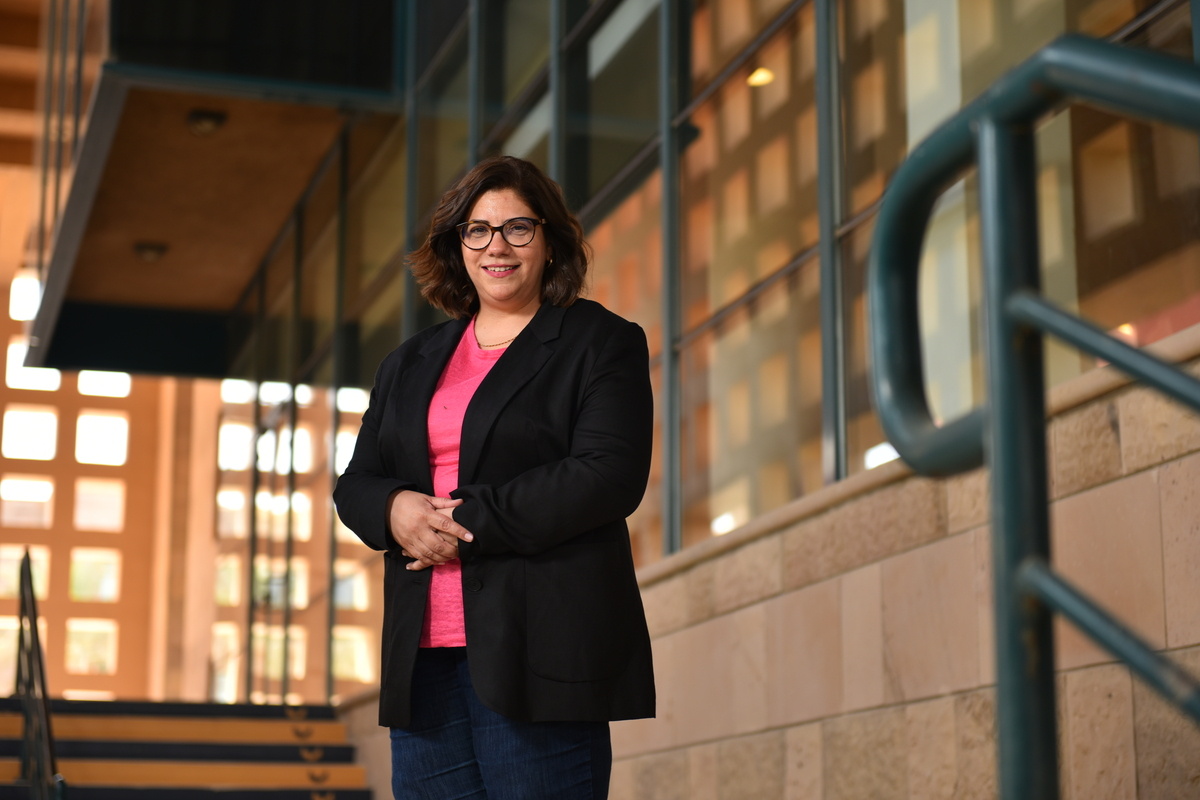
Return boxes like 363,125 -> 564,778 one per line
0,758 -> 367,789
0,698 -> 337,721
0,713 -> 350,744
0,739 -> 356,761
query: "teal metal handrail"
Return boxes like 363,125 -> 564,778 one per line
868,34 -> 1200,800
15,551 -> 66,799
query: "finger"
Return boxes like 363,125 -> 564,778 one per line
427,496 -> 464,509
430,514 -> 474,542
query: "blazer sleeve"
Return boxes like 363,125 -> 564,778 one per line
332,357 -> 416,553
452,319 -> 653,558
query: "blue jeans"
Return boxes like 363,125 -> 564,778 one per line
390,647 -> 611,799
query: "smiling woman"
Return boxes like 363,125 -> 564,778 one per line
335,155 -> 654,799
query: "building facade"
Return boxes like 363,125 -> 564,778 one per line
4,0 -> 1200,796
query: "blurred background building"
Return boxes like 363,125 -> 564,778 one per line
1,0 -> 1200,796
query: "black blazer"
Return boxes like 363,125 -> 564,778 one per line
333,299 -> 656,727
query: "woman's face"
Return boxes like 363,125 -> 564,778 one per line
460,188 -> 550,316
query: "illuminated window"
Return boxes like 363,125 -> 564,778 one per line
65,618 -> 118,675
77,371 -> 132,398
336,388 -> 369,414
220,379 -> 255,404
0,476 -> 54,528
253,556 -> 308,609
6,338 -> 61,391
210,622 -> 241,703
74,478 -> 125,532
0,545 -> 49,599
252,623 -> 306,681
0,617 -> 18,692
75,412 -> 129,466
218,423 -> 254,472
294,384 -> 314,406
216,489 -> 247,538
333,560 -> 370,611
258,382 -> 291,406
291,492 -> 312,541
8,270 -> 40,321
292,428 -> 313,473
256,430 -> 277,473
331,625 -> 374,682
335,429 -> 357,475
2,406 -> 57,461
214,554 -> 241,606
334,516 -> 360,544
69,548 -> 121,602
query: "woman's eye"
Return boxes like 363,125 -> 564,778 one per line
466,225 -> 490,237
506,222 -> 530,235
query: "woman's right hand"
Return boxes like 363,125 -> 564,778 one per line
388,490 -> 474,571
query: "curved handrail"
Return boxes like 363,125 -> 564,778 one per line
868,34 -> 1200,477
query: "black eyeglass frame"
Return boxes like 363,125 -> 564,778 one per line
455,217 -> 547,250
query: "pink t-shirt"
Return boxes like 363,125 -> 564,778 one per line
420,318 -> 505,647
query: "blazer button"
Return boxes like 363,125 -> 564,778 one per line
464,577 -> 483,592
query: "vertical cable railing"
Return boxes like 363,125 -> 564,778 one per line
868,34 -> 1200,800
15,551 -> 66,799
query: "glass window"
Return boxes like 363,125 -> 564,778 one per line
333,560 -> 370,611
346,119 -> 408,304
0,617 -> 19,692
218,423 -> 254,472
210,621 -> 240,703
587,170 -> 665,563
0,546 -> 49,599
501,92 -> 550,169
576,0 -> 660,197
6,337 -> 61,391
215,554 -> 241,607
9,269 -> 41,321
499,0 -> 550,104
291,492 -> 313,542
75,411 -> 129,466
252,623 -> 306,682
679,259 -> 823,547
69,548 -> 121,602
417,32 -> 469,216
65,618 -> 118,675
220,379 -> 256,404
0,476 -> 54,528
253,556 -> 309,609
77,371 -> 131,397
74,478 -> 125,532
332,625 -> 375,682
216,488 -> 248,538
299,155 -> 340,368
2,406 -> 56,461
681,8 -> 818,324
690,0 -> 803,90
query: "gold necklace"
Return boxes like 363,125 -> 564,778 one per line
475,331 -> 516,348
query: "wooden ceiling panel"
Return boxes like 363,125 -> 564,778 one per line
66,87 -> 345,312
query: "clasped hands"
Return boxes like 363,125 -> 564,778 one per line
388,490 -> 475,571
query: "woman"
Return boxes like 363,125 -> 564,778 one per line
333,155 -> 655,799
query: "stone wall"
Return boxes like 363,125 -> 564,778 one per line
610,366 -> 1200,799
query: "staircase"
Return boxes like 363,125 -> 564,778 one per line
0,698 -> 373,799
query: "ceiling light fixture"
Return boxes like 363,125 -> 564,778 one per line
133,241 -> 169,263
186,108 -> 228,137
747,67 -> 775,87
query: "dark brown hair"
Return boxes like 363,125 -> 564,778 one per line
409,156 -> 589,318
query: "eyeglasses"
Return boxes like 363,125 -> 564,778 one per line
456,217 -> 545,250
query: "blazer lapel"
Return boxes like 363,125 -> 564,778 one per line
391,317 -> 468,493
457,303 -> 565,485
